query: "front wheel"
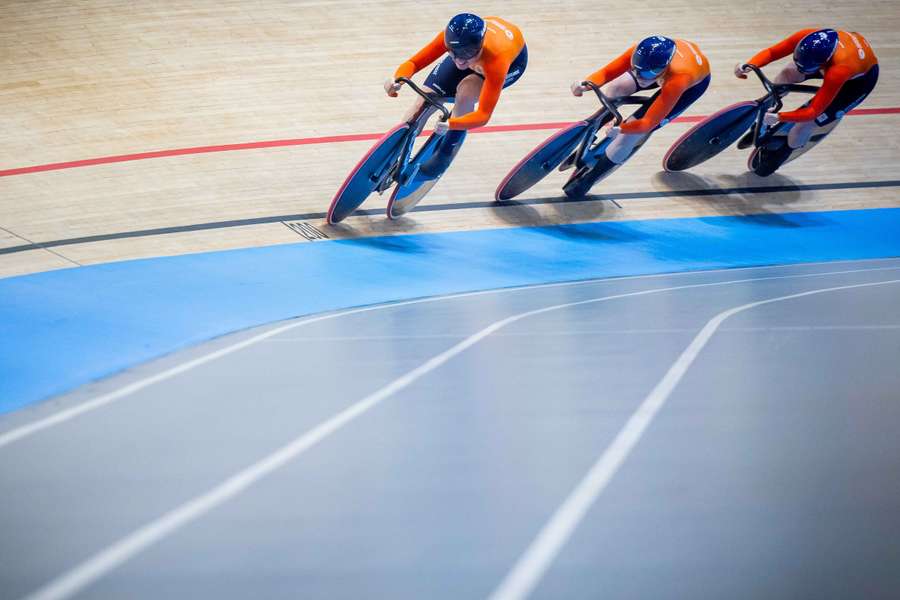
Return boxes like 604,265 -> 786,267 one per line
495,122 -> 590,201
327,124 -> 409,224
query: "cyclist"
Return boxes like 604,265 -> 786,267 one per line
571,36 -> 711,169
735,28 -> 878,155
385,13 -> 527,179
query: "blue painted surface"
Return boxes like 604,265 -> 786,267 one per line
2,207 -> 900,414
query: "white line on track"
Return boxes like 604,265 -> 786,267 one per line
266,323 -> 900,342
487,277 -> 900,600
3,260 -> 900,451
20,268 -> 900,600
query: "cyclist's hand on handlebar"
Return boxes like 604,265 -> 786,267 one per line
763,112 -> 780,126
605,124 -> 621,140
433,120 -> 450,136
384,77 -> 403,97
570,81 -> 586,97
734,63 -> 752,79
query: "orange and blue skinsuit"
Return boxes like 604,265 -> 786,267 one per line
393,17 -> 525,131
746,29 -> 878,123
585,39 -> 711,135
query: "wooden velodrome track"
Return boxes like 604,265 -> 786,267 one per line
1,0 -> 899,280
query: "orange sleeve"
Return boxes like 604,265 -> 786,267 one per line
746,28 -> 817,68
585,47 -> 634,87
393,31 -> 446,79
620,75 -> 691,134
448,65 -> 505,130
779,64 -> 853,122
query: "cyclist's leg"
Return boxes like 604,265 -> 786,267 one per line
418,67 -> 479,177
774,63 -> 807,85
606,132 -> 643,164
402,96 -> 438,128
601,71 -> 640,99
602,73 -> 650,163
399,54 -> 465,125
451,43 -> 527,115
768,64 -> 813,148
786,120 -> 816,149
775,65 -> 814,148
452,72 -> 482,116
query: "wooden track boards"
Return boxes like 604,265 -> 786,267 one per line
1,1 -> 898,277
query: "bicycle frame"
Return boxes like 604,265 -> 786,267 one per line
373,77 -> 451,191
744,65 -> 820,147
568,81 -> 653,169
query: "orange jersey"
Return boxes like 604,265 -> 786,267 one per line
747,29 -> 878,122
393,17 -> 525,130
585,39 -> 710,134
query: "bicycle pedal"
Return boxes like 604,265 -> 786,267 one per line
376,175 -> 396,194
736,130 -> 755,149
558,151 -> 577,172
379,163 -> 404,191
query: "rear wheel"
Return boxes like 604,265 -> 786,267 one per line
386,132 -> 451,219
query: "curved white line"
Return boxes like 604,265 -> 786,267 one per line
0,275 -> 649,450
488,277 -> 900,600
3,261 -> 898,451
20,269 -> 900,600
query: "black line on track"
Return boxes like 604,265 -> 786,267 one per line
3,179 -> 899,256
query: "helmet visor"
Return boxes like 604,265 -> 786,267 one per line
632,65 -> 666,81
793,59 -> 822,74
448,45 -> 481,60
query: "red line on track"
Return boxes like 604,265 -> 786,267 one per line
2,107 -> 898,179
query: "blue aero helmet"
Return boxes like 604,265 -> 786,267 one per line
445,13 -> 486,60
793,29 -> 839,74
631,36 -> 677,81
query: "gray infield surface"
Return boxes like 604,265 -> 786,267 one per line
2,259 -> 900,599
